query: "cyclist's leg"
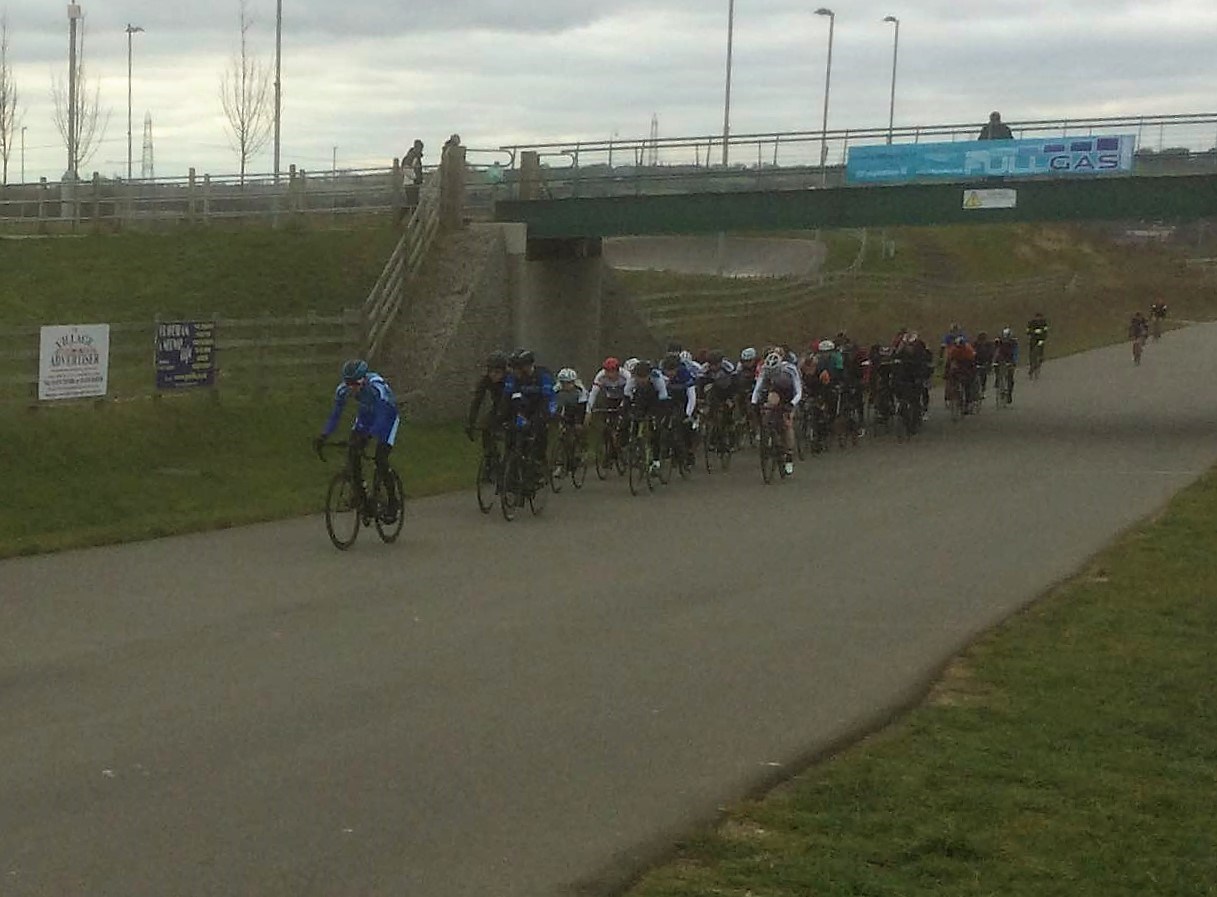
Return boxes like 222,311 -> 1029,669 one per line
375,440 -> 398,516
349,432 -> 370,504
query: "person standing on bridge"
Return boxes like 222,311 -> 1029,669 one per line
978,111 -> 1014,141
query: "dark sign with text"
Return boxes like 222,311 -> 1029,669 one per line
156,321 -> 216,389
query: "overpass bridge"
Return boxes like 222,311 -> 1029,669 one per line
489,112 -> 1217,237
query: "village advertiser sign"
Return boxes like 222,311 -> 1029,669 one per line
38,324 -> 111,400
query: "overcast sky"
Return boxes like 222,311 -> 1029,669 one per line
2,0 -> 1215,182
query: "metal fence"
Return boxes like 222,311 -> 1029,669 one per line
499,112 -> 1217,199
0,311 -> 361,405
634,271 -> 1077,334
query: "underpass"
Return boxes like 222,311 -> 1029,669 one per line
2,326 -> 1216,896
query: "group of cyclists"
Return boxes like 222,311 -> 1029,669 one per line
1130,301 -> 1169,364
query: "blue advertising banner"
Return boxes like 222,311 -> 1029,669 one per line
156,321 -> 216,389
846,135 -> 1136,185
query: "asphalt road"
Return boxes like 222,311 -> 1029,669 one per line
3,327 -> 1216,897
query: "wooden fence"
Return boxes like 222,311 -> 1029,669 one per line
0,311 -> 362,406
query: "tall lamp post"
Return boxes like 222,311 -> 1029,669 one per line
883,16 -> 899,144
66,2 -> 82,180
722,0 -> 735,167
814,7 -> 835,186
274,0 -> 282,182
126,24 -> 144,181
20,126 -> 26,182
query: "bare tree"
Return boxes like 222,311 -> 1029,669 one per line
220,0 -> 272,184
0,14 -> 23,185
50,19 -> 110,177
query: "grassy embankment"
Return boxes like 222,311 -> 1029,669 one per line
0,229 -> 478,559
616,223 -> 1217,356
627,468 -> 1217,897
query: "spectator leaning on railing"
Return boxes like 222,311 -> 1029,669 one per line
977,111 -> 1014,141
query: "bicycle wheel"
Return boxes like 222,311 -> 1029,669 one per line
627,441 -> 645,496
793,408 -> 807,461
501,453 -> 523,522
374,468 -> 405,543
476,452 -> 497,514
571,448 -> 589,489
548,430 -> 565,494
594,429 -> 611,481
325,472 -> 361,550
529,457 -> 548,516
702,420 -> 717,473
656,425 -> 673,485
760,425 -> 778,485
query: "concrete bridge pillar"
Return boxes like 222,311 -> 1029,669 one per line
514,237 -> 603,375
518,152 -> 542,201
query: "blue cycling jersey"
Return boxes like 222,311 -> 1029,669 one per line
502,367 -> 558,417
322,372 -> 400,445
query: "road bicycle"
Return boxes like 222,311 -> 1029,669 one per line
549,414 -> 589,493
317,440 -> 404,550
624,412 -> 659,496
700,397 -> 736,472
1028,340 -> 1045,380
993,360 -> 1015,409
759,396 -> 793,485
499,412 -> 548,522
592,407 -> 627,480
893,379 -> 923,441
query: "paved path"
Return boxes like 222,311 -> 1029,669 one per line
3,328 -> 1215,897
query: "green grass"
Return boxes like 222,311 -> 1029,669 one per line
0,393 -> 477,558
626,471 -> 1217,897
0,227 -> 399,324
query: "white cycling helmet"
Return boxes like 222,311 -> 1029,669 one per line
679,350 -> 694,365
763,351 -> 783,371
740,347 -> 758,362
557,368 -> 578,384
1001,327 -> 1012,339
623,357 -> 640,375
818,340 -> 836,352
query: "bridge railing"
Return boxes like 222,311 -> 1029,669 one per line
497,113 -> 1217,200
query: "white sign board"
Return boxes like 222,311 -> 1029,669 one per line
39,324 -> 111,400
963,189 -> 1018,211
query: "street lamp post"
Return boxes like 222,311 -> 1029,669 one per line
274,0 -> 282,182
126,24 -> 144,181
722,0 -> 735,167
20,126 -> 26,182
815,7 -> 835,186
66,3 -> 82,180
883,16 -> 900,144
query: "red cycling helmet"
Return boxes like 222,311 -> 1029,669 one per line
603,356 -> 621,373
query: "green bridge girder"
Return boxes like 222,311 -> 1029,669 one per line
494,174 -> 1217,238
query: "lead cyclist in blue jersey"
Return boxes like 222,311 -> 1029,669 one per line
314,359 -> 401,521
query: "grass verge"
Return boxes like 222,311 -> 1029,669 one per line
625,470 -> 1217,897
0,393 -> 477,558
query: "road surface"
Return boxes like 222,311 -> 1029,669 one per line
3,327 -> 1215,897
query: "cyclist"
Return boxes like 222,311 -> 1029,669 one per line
993,327 -> 1020,402
553,368 -> 589,476
661,353 -> 699,463
585,355 -> 630,422
737,347 -> 761,427
624,358 -> 669,471
751,350 -> 803,477
973,331 -> 996,398
1026,312 -> 1049,375
315,359 -> 400,522
502,348 -> 557,473
1149,300 -> 1168,339
939,323 -> 966,369
944,335 -> 977,413
893,331 -> 933,418
1129,311 -> 1150,364
466,350 -> 510,461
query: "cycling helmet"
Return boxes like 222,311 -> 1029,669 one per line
341,359 -> 369,383
678,350 -> 694,366
623,357 -> 640,374
486,350 -> 509,371
509,348 -> 535,367
907,331 -> 919,343
634,359 -> 653,376
740,347 -> 758,362
662,353 -> 681,371
557,368 -> 578,384
603,356 -> 621,373
818,340 -> 836,352
1001,327 -> 1012,339
763,351 -> 783,371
